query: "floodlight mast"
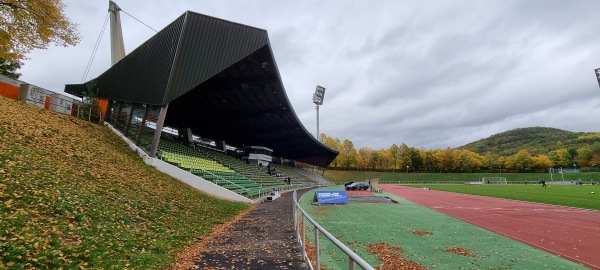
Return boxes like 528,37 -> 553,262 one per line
313,85 -> 326,141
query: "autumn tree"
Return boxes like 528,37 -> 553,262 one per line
370,149 -> 381,169
318,133 -> 327,144
576,147 -> 592,168
434,148 -> 458,172
456,149 -> 483,172
399,143 -> 412,171
548,148 -> 573,168
320,134 -> 342,167
357,147 -> 372,170
588,143 -> 600,168
388,144 -> 400,171
532,155 -> 553,171
377,149 -> 390,170
410,147 -> 423,171
0,0 -> 80,63
420,149 -> 436,172
482,153 -> 498,171
0,57 -> 21,79
497,156 -> 506,173
340,139 -> 358,168
506,150 -> 534,172
590,153 -> 600,167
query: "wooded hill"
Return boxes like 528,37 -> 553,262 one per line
459,127 -> 600,156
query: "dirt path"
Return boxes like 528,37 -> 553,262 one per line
190,189 -> 310,269
382,184 -> 600,269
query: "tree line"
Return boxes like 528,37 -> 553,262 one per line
320,133 -> 600,173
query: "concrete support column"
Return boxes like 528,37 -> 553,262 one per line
216,140 -> 227,152
135,105 -> 150,146
186,128 -> 193,145
150,104 -> 169,158
114,102 -> 123,126
124,104 -> 135,137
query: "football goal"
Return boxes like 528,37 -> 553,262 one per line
481,177 -> 507,184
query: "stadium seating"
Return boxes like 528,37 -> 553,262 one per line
139,136 -> 290,198
269,163 -> 315,185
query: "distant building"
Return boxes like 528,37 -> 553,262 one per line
0,74 -> 79,116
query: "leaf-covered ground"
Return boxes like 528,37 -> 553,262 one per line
0,96 -> 250,269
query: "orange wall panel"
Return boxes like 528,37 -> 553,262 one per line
0,81 -> 20,100
97,99 -> 109,116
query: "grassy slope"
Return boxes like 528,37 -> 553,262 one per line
0,97 -> 249,269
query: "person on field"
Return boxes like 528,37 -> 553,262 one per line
540,180 -> 547,188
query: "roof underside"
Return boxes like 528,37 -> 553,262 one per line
68,11 -> 337,167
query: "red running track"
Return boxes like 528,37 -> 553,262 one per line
381,185 -> 600,269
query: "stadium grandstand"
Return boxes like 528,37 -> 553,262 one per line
65,6 -> 338,201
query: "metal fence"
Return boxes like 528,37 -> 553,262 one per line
293,190 -> 374,270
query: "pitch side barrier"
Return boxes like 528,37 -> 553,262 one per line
293,190 -> 374,270
379,181 -> 529,185
380,181 -> 467,184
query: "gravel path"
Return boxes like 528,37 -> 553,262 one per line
191,189 -> 311,269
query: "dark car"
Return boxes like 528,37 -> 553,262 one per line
345,182 -> 369,190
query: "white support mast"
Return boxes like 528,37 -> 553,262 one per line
109,1 -> 126,65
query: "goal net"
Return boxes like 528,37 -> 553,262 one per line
481,177 -> 507,184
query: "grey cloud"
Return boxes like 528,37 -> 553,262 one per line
16,0 -> 600,151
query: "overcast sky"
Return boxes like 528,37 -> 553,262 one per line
18,0 -> 600,150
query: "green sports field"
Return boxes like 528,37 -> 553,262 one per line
299,186 -> 589,269
404,184 -> 600,210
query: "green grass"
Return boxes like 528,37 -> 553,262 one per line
325,170 -> 600,184
299,187 -> 586,269
0,97 -> 250,269
404,184 -> 600,210
324,170 -> 600,210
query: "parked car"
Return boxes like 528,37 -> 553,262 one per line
345,182 -> 369,190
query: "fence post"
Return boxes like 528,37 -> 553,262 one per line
301,217 -> 306,261
314,228 -> 320,270
293,192 -> 298,238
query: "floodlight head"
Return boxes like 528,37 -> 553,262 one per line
313,85 -> 326,105
595,68 -> 600,88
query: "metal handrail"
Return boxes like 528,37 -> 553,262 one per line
293,190 -> 375,270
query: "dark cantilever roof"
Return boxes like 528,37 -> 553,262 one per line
66,11 -> 337,167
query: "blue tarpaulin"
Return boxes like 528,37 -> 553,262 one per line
313,190 -> 349,205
